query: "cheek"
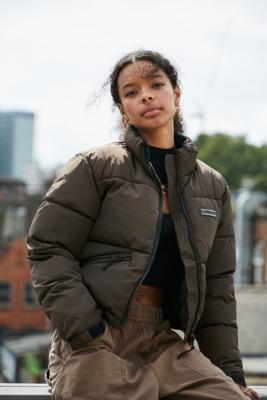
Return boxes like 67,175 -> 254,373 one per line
124,101 -> 139,119
163,94 -> 176,114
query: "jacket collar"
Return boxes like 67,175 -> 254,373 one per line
124,126 -> 198,187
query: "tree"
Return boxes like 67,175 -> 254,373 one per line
194,133 -> 267,192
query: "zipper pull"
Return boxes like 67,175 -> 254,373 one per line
102,254 -> 131,270
161,184 -> 168,195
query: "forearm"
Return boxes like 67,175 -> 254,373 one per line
195,324 -> 245,385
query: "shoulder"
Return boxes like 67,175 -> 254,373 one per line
58,142 -> 127,174
50,142 -> 127,185
195,158 -> 228,198
79,141 -> 130,179
55,141 -> 131,184
81,141 -> 128,164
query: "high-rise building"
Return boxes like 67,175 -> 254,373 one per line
0,111 -> 34,181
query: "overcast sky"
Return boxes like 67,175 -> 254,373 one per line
0,0 -> 266,169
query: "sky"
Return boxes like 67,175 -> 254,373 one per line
0,0 -> 267,170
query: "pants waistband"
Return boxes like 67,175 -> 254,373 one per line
127,303 -> 164,322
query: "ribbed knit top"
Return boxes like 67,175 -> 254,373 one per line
143,145 -> 185,297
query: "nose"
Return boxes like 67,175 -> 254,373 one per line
141,93 -> 153,102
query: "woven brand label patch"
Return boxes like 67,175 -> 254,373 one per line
200,208 -> 217,218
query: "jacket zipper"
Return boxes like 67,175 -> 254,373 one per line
119,159 -> 164,328
174,155 -> 202,338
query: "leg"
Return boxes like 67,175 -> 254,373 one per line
46,324 -> 159,400
148,324 -> 248,399
46,325 -> 127,400
162,369 -> 248,399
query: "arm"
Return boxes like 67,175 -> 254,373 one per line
27,154 -> 104,349
194,184 -> 246,386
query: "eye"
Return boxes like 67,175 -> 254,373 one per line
125,90 -> 136,98
152,82 -> 165,88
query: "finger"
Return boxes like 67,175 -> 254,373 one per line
250,389 -> 262,399
245,388 -> 261,399
241,388 -> 255,399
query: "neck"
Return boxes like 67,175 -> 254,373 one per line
139,120 -> 175,149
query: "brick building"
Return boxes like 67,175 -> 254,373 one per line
0,178 -> 50,335
0,237 -> 50,333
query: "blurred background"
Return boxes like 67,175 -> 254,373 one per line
0,0 -> 266,385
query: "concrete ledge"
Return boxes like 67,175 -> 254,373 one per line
0,384 -> 266,399
0,384 -> 51,399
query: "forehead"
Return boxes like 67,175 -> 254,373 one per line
118,61 -> 165,88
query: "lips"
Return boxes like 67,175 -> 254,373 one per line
142,107 -> 161,118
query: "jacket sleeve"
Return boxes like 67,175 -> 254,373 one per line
27,153 -> 103,348
194,184 -> 246,386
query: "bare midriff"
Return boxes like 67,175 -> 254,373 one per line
162,191 -> 170,214
133,284 -> 163,306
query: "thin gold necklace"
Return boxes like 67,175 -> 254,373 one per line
149,161 -> 168,195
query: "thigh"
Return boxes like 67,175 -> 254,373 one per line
47,323 -> 125,400
149,331 -> 247,400
58,348 -> 125,400
165,347 -> 248,400
47,322 -> 160,400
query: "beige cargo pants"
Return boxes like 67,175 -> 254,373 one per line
46,304 -> 247,400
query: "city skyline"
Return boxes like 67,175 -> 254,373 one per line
1,0 -> 266,169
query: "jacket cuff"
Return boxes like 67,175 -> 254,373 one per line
228,372 -> 246,387
69,321 -> 105,350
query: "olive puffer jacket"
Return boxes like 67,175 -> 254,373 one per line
27,127 -> 245,384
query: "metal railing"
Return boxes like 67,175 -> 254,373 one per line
0,384 -> 51,399
0,384 -> 267,399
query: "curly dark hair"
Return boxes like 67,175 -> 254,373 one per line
109,50 -> 184,134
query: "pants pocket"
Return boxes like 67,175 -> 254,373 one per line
46,329 -> 64,387
56,348 -> 125,400
45,368 -> 51,386
48,322 -> 116,397
177,348 -> 223,377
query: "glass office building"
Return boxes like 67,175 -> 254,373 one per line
0,111 -> 34,181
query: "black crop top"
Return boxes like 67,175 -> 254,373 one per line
143,145 -> 185,295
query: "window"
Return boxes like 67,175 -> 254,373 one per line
0,282 -> 11,308
24,283 -> 39,307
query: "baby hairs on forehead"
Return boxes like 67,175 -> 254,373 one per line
108,50 -> 184,134
120,63 -> 162,82
110,50 -> 180,106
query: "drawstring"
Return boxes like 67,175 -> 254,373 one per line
177,334 -> 195,359
177,344 -> 195,359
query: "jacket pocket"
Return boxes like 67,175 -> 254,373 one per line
87,253 -> 132,270
81,252 -> 132,312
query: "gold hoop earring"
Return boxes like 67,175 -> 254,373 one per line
122,115 -> 129,127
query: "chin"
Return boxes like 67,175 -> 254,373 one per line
141,121 -> 169,132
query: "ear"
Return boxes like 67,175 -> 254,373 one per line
118,103 -> 125,115
174,86 -> 180,106
118,103 -> 129,124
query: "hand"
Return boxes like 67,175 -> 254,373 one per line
237,384 -> 261,399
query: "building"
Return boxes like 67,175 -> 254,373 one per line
0,237 -> 50,334
235,190 -> 267,285
0,111 -> 34,183
251,203 -> 267,285
0,179 -> 50,335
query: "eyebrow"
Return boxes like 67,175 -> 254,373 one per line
120,73 -> 166,91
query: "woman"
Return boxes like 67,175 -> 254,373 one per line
27,50 -> 259,399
